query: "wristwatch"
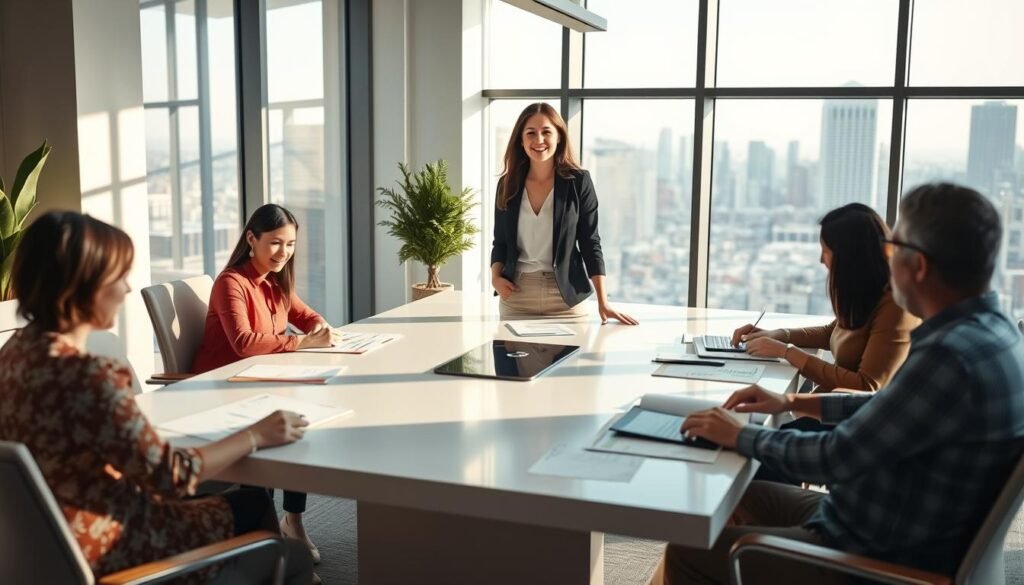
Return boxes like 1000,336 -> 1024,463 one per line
784,342 -> 796,360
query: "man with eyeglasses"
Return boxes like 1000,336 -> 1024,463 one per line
655,183 -> 1024,585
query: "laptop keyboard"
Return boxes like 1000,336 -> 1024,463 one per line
702,335 -> 737,349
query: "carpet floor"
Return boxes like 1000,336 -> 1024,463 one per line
278,493 -> 1024,584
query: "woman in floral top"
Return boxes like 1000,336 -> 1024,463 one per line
0,211 -> 314,584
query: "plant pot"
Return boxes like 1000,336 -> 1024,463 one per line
411,282 -> 453,301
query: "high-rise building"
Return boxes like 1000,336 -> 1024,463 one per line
747,141 -> 774,208
281,120 -> 327,313
875,142 -> 889,212
656,128 -> 678,214
713,141 -> 735,209
820,96 -> 877,210
966,101 -> 1018,196
677,134 -> 692,197
784,140 -> 810,207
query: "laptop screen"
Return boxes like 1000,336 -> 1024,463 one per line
434,340 -> 581,381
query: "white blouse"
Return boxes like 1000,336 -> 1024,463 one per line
516,187 -> 555,273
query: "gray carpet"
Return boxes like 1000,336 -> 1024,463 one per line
277,493 -> 1024,584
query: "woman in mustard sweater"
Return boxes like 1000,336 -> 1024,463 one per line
734,203 -> 920,393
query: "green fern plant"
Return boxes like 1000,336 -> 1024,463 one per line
376,160 -> 479,289
1,140 -> 50,300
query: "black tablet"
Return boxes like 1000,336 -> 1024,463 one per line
433,340 -> 581,382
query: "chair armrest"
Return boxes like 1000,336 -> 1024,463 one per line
145,372 -> 194,385
729,534 -> 951,585
98,530 -> 285,585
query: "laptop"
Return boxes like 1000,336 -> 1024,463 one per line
434,340 -> 581,382
693,336 -> 780,363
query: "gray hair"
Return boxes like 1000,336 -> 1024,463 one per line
898,182 -> 1001,294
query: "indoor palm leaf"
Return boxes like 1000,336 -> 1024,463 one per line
0,140 -> 50,300
377,160 -> 479,290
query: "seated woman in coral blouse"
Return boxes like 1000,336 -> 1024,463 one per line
192,203 -> 339,563
0,211 -> 313,584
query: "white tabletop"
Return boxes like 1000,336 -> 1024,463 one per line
136,292 -> 829,548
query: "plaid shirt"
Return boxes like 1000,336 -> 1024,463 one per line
736,292 -> 1024,574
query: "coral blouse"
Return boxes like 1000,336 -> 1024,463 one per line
0,327 -> 232,578
191,260 -> 323,374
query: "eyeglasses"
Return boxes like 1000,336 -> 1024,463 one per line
882,237 -> 928,259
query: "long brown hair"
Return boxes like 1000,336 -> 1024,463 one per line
497,103 -> 582,210
225,203 -> 299,301
820,203 -> 892,330
13,210 -> 134,332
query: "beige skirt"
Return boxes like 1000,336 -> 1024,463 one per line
499,271 -> 589,320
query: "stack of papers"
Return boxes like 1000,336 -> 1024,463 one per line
158,393 -> 352,441
505,322 -> 575,337
228,364 -> 345,384
298,331 -> 400,354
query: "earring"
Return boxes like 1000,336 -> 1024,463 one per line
248,248 -> 254,258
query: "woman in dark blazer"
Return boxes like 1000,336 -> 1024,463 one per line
491,102 -> 638,324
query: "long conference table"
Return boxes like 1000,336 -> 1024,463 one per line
136,291 -> 829,584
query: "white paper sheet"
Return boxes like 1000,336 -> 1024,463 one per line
528,442 -> 644,482
504,322 -> 576,337
229,364 -> 345,383
651,362 -> 765,384
298,332 -> 401,354
158,393 -> 352,441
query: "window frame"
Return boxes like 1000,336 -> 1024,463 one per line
482,0 -> 1024,307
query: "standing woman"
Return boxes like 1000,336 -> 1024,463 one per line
491,102 -> 638,324
0,211 -> 313,584
192,203 -> 340,564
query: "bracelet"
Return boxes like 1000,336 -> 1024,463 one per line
783,328 -> 791,343
246,430 -> 259,454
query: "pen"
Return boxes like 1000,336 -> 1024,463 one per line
750,305 -> 768,330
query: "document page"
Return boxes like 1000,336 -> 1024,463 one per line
528,442 -> 644,482
505,322 -> 576,337
158,393 -> 352,441
651,362 -> 765,384
228,364 -> 345,384
298,331 -> 400,354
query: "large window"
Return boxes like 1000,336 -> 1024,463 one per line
483,0 -> 1024,317
709,99 -> 891,315
265,0 -> 346,319
140,0 -> 346,321
140,0 -> 240,285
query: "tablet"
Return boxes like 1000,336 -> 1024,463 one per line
433,340 -> 581,381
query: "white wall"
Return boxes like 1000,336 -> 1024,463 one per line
71,0 -> 154,386
0,0 -> 154,385
372,0 -> 488,311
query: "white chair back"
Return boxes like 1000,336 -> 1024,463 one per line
140,275 -> 214,374
0,441 -> 94,585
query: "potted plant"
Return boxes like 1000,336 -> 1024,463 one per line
377,160 -> 479,301
1,141 -> 50,301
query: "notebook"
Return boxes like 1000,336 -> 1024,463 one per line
227,364 -> 345,384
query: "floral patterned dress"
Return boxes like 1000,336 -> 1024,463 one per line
0,327 -> 233,579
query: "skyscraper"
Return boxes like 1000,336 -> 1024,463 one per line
966,101 -> 1018,196
746,141 -> 774,208
820,97 -> 877,210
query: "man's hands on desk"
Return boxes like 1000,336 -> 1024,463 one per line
680,385 -> 823,449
